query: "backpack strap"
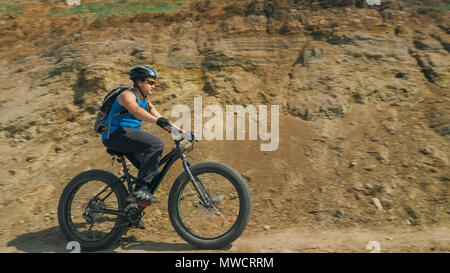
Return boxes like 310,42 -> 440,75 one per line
144,98 -> 152,113
125,88 -> 152,113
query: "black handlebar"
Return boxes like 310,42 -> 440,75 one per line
172,130 -> 198,143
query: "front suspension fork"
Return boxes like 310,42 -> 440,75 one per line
180,154 -> 212,207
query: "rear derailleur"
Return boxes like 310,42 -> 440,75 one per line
83,198 -> 105,226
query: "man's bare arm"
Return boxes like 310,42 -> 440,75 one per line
118,91 -> 158,123
118,91 -> 185,133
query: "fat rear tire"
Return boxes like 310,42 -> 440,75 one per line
57,170 -> 129,252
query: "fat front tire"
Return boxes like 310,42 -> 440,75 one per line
168,162 -> 252,249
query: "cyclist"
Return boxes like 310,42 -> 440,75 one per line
101,66 -> 182,204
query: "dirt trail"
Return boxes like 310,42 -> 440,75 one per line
1,225 -> 448,253
230,227 -> 450,253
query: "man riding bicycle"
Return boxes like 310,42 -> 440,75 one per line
58,66 -> 250,244
101,66 -> 182,205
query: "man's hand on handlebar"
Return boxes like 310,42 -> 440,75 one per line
157,117 -> 184,133
173,130 -> 197,143
170,124 -> 185,134
156,117 -> 196,141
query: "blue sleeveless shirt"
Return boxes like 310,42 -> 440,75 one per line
102,91 -> 148,143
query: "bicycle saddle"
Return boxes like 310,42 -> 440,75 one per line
106,148 -> 126,156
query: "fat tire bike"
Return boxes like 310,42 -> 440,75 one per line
57,131 -> 252,251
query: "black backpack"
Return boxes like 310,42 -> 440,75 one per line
93,87 -> 151,134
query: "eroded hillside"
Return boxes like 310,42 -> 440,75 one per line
0,0 -> 449,252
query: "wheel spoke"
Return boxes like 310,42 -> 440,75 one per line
67,179 -> 122,242
177,172 -> 241,239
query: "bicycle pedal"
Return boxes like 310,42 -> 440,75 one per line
130,222 -> 145,229
137,201 -> 151,207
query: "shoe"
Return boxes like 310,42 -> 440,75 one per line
135,221 -> 146,229
133,188 -> 160,204
129,220 -> 145,229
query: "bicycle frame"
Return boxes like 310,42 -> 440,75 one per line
148,139 -> 213,206
112,139 -> 185,193
149,141 -> 185,194
92,138 -> 212,216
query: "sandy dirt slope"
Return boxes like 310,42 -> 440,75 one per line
0,0 -> 449,253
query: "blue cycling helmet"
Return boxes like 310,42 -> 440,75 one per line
129,66 -> 157,81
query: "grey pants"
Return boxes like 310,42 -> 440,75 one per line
103,127 -> 164,187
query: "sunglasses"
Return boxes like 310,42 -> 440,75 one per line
145,79 -> 156,86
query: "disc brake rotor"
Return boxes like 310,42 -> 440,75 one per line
203,194 -> 223,215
